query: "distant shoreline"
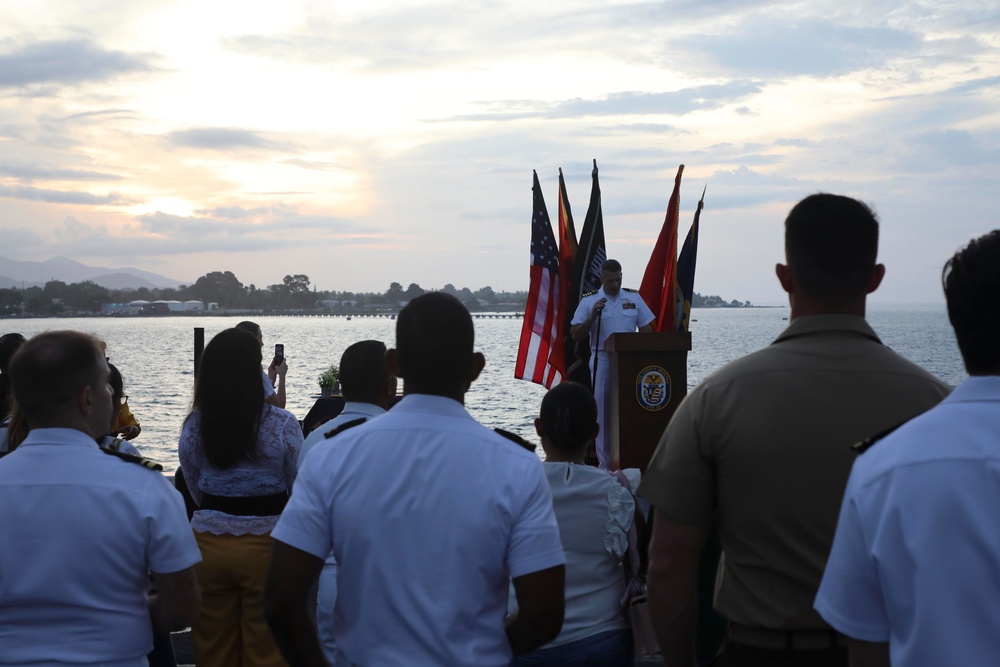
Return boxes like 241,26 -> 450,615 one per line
0,304 -> 787,320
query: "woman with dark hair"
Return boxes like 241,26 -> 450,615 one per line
0,333 -> 26,453
179,328 -> 303,667
510,382 -> 637,667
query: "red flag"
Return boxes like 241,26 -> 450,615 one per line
547,167 -> 578,382
515,171 -> 563,387
639,164 -> 684,332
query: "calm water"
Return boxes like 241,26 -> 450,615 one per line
4,306 -> 964,472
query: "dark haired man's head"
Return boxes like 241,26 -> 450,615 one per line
339,340 -> 394,407
535,382 -> 599,457
9,330 -> 112,435
943,230 -> 1000,375
600,259 -> 622,274
600,259 -> 624,297
390,292 -> 483,401
779,193 -> 884,314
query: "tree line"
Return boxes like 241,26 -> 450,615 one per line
0,270 -> 750,316
0,271 -> 528,315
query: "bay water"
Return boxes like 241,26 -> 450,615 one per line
4,305 -> 964,473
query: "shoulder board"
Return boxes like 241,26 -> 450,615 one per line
583,289 -> 598,297
323,417 -> 368,440
494,428 -> 537,453
99,446 -> 163,471
853,419 -> 909,455
105,437 -> 127,452
623,287 -> 639,293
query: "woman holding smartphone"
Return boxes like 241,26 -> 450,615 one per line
234,321 -> 288,409
179,328 -> 302,667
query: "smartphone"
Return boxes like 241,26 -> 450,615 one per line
274,343 -> 284,363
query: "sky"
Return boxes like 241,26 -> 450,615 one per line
1,0 -> 998,304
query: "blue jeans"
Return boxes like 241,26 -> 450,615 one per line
511,629 -> 633,667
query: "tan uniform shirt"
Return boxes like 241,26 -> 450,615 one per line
639,315 -> 951,631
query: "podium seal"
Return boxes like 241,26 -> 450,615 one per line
636,365 -> 671,412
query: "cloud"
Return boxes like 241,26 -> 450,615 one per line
773,138 -> 812,147
677,20 -> 923,77
281,158 -> 343,171
900,129 -> 1000,169
0,225 -> 44,247
59,108 -> 141,123
138,208 -> 356,238
940,75 -> 1000,96
166,128 -> 286,151
0,39 -> 154,89
0,204 -> 367,261
0,184 -> 132,205
0,163 -> 123,181
448,81 -> 762,121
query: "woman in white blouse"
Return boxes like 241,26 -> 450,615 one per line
511,382 -> 636,667
179,328 -> 303,667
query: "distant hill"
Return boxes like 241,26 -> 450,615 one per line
0,256 -> 184,290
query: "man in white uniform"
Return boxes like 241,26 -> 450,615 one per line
571,259 -> 655,468
266,292 -> 566,667
296,338 -> 396,666
0,330 -> 201,667
815,229 -> 1000,667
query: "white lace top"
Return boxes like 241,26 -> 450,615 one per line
510,462 -> 635,646
178,405 -> 303,536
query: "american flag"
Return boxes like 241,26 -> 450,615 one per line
515,171 -> 562,387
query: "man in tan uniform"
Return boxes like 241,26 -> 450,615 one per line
639,194 -> 950,666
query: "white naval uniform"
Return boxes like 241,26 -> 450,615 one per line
571,288 -> 654,469
297,401 -> 386,667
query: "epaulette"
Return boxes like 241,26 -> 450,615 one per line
853,419 -> 909,454
583,289 -> 598,297
494,428 -> 537,453
623,287 -> 639,293
323,417 -> 368,440
99,446 -> 163,471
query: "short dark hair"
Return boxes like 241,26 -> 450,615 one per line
340,340 -> 390,403
395,292 -> 473,390
538,382 -> 597,454
9,331 -> 106,424
193,328 -> 265,469
601,259 -> 622,273
943,230 -> 1000,375
785,194 -> 879,305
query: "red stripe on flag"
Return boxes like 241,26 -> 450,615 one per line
515,265 -> 562,387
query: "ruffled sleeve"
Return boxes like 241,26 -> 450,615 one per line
604,481 -> 635,558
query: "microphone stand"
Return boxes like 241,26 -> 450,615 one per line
591,311 -> 601,391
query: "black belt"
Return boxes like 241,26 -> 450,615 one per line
727,624 -> 847,650
199,491 -> 288,516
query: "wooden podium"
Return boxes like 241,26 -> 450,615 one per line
605,331 -> 692,471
